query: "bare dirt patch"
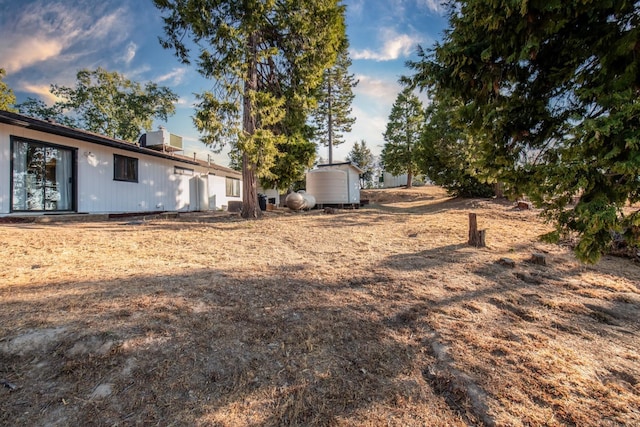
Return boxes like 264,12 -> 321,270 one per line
1,186 -> 639,426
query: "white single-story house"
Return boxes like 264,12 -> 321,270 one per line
0,110 -> 242,217
306,162 -> 362,207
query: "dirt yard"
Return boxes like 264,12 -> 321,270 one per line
1,186 -> 639,426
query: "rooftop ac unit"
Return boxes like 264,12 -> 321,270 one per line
142,127 -> 183,152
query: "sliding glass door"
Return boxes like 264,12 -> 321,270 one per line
11,138 -> 75,212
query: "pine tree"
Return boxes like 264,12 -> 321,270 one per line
408,1 -> 639,262
418,99 -> 494,197
346,139 -> 374,188
381,87 -> 425,189
155,0 -> 346,218
311,42 -> 358,164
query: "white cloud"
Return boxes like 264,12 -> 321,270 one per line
156,68 -> 188,86
346,0 -> 365,17
418,0 -> 447,14
122,42 -> 137,65
350,29 -> 421,61
123,65 -> 152,82
354,74 -> 402,102
336,75 -> 406,159
18,84 -> 60,105
349,105 -> 388,154
1,39 -> 64,74
0,1 -> 130,75
86,10 -> 124,40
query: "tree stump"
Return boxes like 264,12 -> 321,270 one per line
497,257 -> 516,268
517,201 -> 531,210
468,213 -> 486,247
529,253 -> 547,265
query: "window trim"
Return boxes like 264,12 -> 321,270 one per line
225,177 -> 241,197
113,154 -> 139,183
9,136 -> 77,213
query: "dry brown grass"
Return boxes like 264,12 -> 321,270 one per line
1,185 -> 639,426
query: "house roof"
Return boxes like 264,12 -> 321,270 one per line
188,156 -> 242,179
0,110 -> 241,178
317,161 -> 364,174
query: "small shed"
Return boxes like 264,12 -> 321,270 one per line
380,172 -> 408,188
306,162 -> 362,207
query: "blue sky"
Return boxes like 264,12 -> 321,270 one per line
0,0 -> 448,166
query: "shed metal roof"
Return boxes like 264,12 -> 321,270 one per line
316,161 -> 364,174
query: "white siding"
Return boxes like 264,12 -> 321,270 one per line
0,122 -> 241,215
206,174 -> 242,210
0,123 -> 10,214
307,170 -> 349,204
347,167 -> 360,203
258,187 -> 281,206
381,172 -> 408,188
307,164 -> 361,205
77,144 -> 196,213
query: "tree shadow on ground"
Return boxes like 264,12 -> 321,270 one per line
370,196 -> 496,215
0,267 -> 467,426
2,210 -> 639,425
363,244 -> 637,425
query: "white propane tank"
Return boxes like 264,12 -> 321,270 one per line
285,191 -> 316,211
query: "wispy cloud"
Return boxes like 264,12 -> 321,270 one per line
18,84 -> 60,104
349,104 -> 388,152
350,29 -> 421,61
156,68 -> 188,86
417,0 -> 447,14
0,1 -> 131,75
121,42 -> 137,65
354,75 -> 403,102
346,0 -> 365,17
2,39 -> 64,74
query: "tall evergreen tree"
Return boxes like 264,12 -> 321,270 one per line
311,42 -> 358,164
381,87 -> 425,189
419,99 -> 494,197
0,69 -> 16,112
155,0 -> 346,218
16,68 -> 177,142
408,1 -> 639,262
346,139 -> 374,188
260,133 -> 317,191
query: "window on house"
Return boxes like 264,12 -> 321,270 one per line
114,154 -> 138,182
225,177 -> 240,197
11,137 -> 75,212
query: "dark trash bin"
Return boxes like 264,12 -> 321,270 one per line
258,194 -> 267,211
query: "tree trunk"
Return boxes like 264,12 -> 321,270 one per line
327,75 -> 333,165
406,168 -> 413,189
241,32 -> 262,219
493,181 -> 504,198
